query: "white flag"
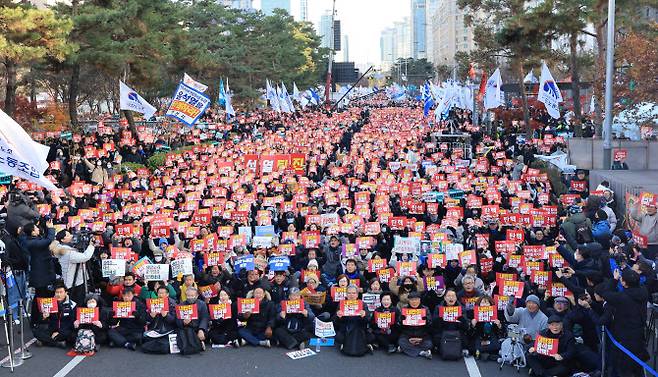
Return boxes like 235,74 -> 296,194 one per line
266,80 -> 281,113
537,63 -> 563,119
225,93 -> 235,116
0,110 -> 57,190
589,95 -> 596,114
119,81 -> 157,120
483,68 -> 503,110
523,71 -> 538,84
281,83 -> 295,113
292,82 -> 301,102
183,73 -> 208,93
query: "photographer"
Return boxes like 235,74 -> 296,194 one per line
19,220 -> 56,327
595,268 -> 649,377
0,216 -> 30,322
50,229 -> 95,305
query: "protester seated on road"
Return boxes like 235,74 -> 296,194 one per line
273,287 -> 315,350
237,287 -> 276,348
398,291 -> 433,359
176,285 -> 210,352
334,284 -> 372,356
526,315 -> 576,377
142,285 -> 178,350
70,294 -> 107,356
370,292 -> 401,353
467,295 -> 504,361
107,286 -> 146,351
207,288 -> 239,347
34,282 -> 76,348
431,289 -> 469,356
504,294 -> 548,342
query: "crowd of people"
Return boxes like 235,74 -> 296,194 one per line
1,96 -> 657,377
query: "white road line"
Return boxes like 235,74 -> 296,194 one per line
0,337 -> 36,364
464,356 -> 482,377
53,355 -> 85,377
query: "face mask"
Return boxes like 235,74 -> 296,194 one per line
155,256 -> 163,262
87,302 -> 97,309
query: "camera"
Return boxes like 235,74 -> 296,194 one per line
72,227 -> 93,251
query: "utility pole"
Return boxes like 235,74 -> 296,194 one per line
324,0 -> 337,105
602,0 -> 616,169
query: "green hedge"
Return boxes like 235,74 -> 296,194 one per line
146,142 -> 215,170
120,162 -> 147,173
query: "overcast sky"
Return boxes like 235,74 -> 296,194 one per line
254,0 -> 411,66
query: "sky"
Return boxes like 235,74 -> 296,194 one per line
254,0 -> 411,67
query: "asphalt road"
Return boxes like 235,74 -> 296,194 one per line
1,329 -> 523,377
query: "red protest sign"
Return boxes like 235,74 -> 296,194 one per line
339,299 -> 363,316
427,253 -> 447,269
113,301 -> 135,318
209,303 -> 232,320
501,280 -> 524,298
402,308 -> 427,326
374,311 -> 396,329
77,307 -> 99,324
146,298 -> 169,315
237,298 -> 260,314
439,305 -> 462,322
281,299 -> 305,314
474,305 -> 498,322
534,335 -> 559,356
37,297 -> 58,313
176,304 -> 199,320
613,148 -> 627,162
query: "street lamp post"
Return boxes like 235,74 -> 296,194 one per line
324,0 -> 336,105
602,0 -> 616,169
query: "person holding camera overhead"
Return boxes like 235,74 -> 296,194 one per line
49,229 -> 95,305
19,219 -> 56,327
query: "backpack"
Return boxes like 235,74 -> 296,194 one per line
141,337 -> 171,354
73,329 -> 96,353
439,330 -> 462,360
575,223 -> 593,244
176,327 -> 203,355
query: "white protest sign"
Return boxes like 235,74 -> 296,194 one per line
252,236 -> 273,249
142,263 -> 170,281
170,258 -> 193,277
445,243 -> 463,260
286,349 -> 316,360
101,259 -> 126,278
314,318 -> 336,338
394,236 -> 421,255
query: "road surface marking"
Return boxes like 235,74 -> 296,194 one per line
53,355 -> 85,377
464,356 -> 482,377
0,337 -> 36,364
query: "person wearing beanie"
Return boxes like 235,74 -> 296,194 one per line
526,315 -> 577,377
504,294 -> 548,341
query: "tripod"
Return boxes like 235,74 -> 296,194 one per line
0,257 -> 33,371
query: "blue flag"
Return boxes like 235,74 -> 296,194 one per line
218,79 -> 226,107
422,81 -> 435,117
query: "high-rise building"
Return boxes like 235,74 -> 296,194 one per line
319,11 -> 334,49
299,0 -> 309,21
380,27 -> 396,71
394,17 -> 412,60
380,17 -> 411,71
342,35 -> 350,62
218,0 -> 254,11
425,0 -> 439,63
430,0 -> 474,66
411,0 -> 427,59
260,0 -> 291,16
